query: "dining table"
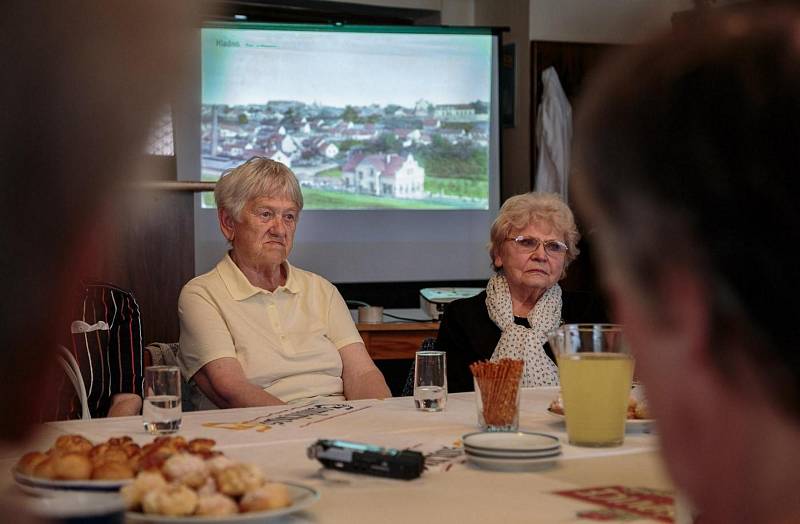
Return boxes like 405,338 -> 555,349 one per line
0,387 -> 675,523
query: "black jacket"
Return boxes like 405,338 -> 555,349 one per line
435,289 -> 608,393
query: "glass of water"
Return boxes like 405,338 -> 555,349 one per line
143,366 -> 182,434
413,351 -> 447,411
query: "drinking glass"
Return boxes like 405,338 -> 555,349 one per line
413,351 -> 447,411
143,366 -> 182,434
474,373 -> 521,432
548,324 -> 632,447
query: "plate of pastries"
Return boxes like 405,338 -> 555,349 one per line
14,435 -> 319,522
15,434 -> 143,491
547,393 -> 653,426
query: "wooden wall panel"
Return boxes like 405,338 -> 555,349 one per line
83,157 -> 194,345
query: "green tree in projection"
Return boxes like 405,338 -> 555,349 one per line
364,133 -> 401,154
281,107 -> 296,125
417,135 -> 487,180
238,113 -> 249,125
470,100 -> 489,114
384,104 -> 403,116
336,139 -> 361,153
341,105 -> 359,122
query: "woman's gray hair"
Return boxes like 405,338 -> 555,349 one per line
214,156 -> 304,220
488,192 -> 580,274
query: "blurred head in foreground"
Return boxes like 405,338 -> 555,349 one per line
0,1 -> 193,441
573,4 -> 800,523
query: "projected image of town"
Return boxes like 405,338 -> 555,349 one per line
201,27 -> 493,210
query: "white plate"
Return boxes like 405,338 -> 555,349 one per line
545,408 -> 654,427
13,467 -> 132,493
466,452 -> 560,471
464,447 -> 561,460
462,431 -> 560,453
23,491 -> 125,520
126,481 -> 320,524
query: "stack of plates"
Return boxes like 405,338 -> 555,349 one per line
462,431 -> 561,470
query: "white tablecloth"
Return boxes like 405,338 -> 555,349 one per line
1,388 -> 673,523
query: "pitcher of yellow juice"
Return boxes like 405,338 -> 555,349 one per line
547,324 -> 633,447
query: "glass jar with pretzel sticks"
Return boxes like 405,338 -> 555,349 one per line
470,359 -> 524,432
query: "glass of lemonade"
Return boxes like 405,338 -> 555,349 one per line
548,324 -> 632,447
413,351 -> 447,411
143,366 -> 182,434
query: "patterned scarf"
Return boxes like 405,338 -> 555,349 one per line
485,273 -> 561,386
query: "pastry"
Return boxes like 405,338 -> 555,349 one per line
195,493 -> 238,516
16,451 -> 48,476
187,438 -> 216,454
51,452 -> 93,480
240,482 -> 292,512
634,401 -> 650,420
32,457 -> 57,479
214,463 -> 265,497
142,484 -> 198,516
54,434 -> 93,455
120,470 -> 168,510
196,476 -> 218,497
204,454 -> 235,474
122,442 -> 141,457
107,436 -> 133,447
90,445 -> 129,467
162,453 -> 208,488
92,461 -> 135,480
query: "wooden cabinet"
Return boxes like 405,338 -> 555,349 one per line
356,321 -> 439,360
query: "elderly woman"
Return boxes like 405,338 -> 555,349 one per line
436,192 -> 606,392
178,157 -> 390,408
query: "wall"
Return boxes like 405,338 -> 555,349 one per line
318,0 -> 473,24
529,0 -> 692,43
473,0 -> 531,199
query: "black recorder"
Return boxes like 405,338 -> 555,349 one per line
307,439 -> 425,480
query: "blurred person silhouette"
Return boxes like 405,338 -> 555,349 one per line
0,0 -> 192,443
573,4 -> 800,523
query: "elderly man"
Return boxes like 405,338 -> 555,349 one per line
179,157 -> 390,409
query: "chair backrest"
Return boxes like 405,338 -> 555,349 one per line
47,282 -> 145,420
401,337 -> 437,397
57,345 -> 90,420
145,342 -> 180,367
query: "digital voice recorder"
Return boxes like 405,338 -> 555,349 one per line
306,439 -> 424,480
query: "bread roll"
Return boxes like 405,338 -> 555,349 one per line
16,451 -> 48,475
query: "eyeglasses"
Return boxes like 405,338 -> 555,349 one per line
506,235 -> 568,256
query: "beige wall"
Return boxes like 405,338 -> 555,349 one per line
473,0 -> 531,199
529,0 -> 692,43
317,0 -> 474,24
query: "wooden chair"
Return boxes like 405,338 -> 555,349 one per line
56,345 -> 90,420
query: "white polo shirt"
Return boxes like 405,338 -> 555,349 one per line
178,254 -> 363,407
